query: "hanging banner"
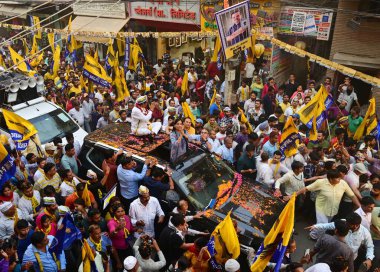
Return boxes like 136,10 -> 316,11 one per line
215,1 -> 252,59
290,12 -> 306,33
279,6 -> 333,40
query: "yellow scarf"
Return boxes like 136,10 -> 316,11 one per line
34,250 -> 60,272
269,159 -> 281,177
114,216 -> 130,238
89,236 -> 102,252
43,208 -> 57,223
64,180 -> 76,190
37,225 -> 51,235
23,194 -> 40,213
240,86 -> 249,101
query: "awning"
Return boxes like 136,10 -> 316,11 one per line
0,4 -> 31,19
333,52 -> 380,70
65,16 -> 129,44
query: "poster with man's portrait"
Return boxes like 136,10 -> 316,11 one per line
215,1 -> 252,59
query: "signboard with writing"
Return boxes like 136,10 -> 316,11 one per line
73,2 -> 127,19
317,13 -> 333,41
128,0 -> 200,25
290,12 -> 306,33
279,6 -> 333,40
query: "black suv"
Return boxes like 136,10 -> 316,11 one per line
78,123 -> 284,251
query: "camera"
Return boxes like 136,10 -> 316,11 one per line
141,235 -> 153,246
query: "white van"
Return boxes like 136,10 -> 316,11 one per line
0,97 -> 88,146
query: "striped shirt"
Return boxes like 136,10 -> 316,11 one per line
34,173 -> 61,192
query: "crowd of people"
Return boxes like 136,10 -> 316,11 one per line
0,37 -> 379,272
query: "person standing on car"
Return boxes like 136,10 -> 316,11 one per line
117,156 -> 154,211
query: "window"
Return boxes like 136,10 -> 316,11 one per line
28,109 -> 79,143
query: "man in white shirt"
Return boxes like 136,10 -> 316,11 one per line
355,196 -> 375,230
244,92 -> 257,116
187,66 -> 198,92
81,93 -> 95,132
216,138 -> 234,164
18,183 -> 41,224
153,59 -> 164,75
208,130 -> 221,153
129,186 -> 165,238
243,62 -> 255,86
69,100 -> 86,129
274,161 -> 305,197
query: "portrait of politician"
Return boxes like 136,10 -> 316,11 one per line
226,10 -> 249,46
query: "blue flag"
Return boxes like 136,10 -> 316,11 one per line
206,236 -> 223,270
0,144 -> 16,188
51,213 -> 82,255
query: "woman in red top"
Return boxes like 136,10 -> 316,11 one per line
107,203 -> 134,271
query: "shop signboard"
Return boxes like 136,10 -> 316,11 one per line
215,1 -> 252,59
128,0 -> 200,25
73,2 -> 127,19
279,6 -> 333,40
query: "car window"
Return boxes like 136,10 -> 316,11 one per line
173,152 -> 235,210
88,147 -> 106,170
28,108 -> 79,143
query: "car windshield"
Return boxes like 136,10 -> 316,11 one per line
172,150 -> 235,210
29,109 -> 79,143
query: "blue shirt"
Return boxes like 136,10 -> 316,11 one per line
263,141 -> 278,158
117,164 -> 148,199
209,103 -> 220,115
227,22 -> 248,45
143,176 -> 170,199
22,235 -> 66,272
87,234 -> 112,253
18,229 -> 34,262
216,145 -> 234,163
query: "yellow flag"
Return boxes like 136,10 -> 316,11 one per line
106,39 -> 116,70
238,107 -> 253,133
47,33 -> 55,53
83,54 -> 112,87
116,33 -> 125,57
0,54 -> 6,68
94,46 -> 98,61
82,183 -> 92,207
52,45 -> 61,77
182,102 -> 196,126
298,84 -> 328,125
181,69 -> 189,96
82,239 -> 96,272
120,67 -> 130,98
2,109 -> 38,142
8,46 -> 36,77
113,52 -> 124,102
211,37 -> 221,63
209,88 -> 217,109
80,75 -> 87,92
212,211 -> 240,264
354,98 -> 378,140
32,16 -> 42,39
30,53 -> 44,67
22,38 -> 29,56
251,194 -> 296,271
279,116 -> 300,157
30,36 -> 38,56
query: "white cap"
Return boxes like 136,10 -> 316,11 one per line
123,256 -> 137,271
0,202 -> 13,213
225,259 -> 240,272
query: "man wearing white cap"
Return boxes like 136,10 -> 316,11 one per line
123,256 -> 140,272
0,202 -> 26,240
225,259 -> 240,272
44,142 -> 57,165
131,95 -> 154,136
129,185 -> 165,238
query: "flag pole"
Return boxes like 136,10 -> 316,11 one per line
326,118 -> 332,141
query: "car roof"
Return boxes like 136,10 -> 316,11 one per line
85,123 -> 170,156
